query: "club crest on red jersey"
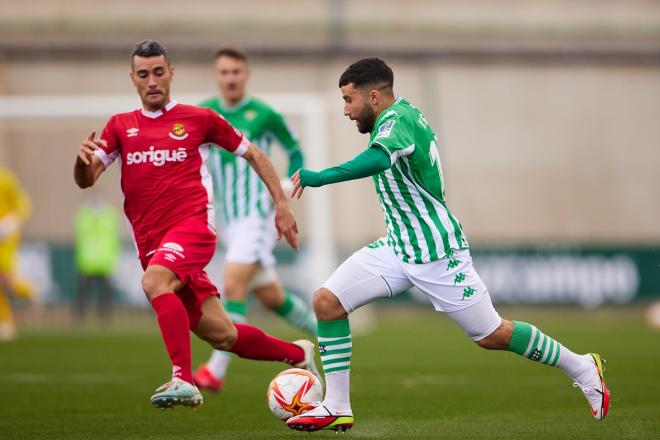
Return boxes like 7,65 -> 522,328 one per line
169,122 -> 189,141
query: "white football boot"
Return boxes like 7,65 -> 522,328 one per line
150,377 -> 203,410
287,403 -> 354,432
573,353 -> 611,420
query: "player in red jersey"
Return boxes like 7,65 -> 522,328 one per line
74,40 -> 319,410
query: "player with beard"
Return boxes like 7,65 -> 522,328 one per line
285,58 -> 610,431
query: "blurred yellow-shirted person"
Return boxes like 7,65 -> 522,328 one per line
0,166 -> 35,341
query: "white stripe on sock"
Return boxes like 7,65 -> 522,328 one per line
321,342 -> 352,350
523,326 -> 538,357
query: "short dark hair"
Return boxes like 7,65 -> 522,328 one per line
338,58 -> 394,91
215,47 -> 248,63
130,40 -> 170,68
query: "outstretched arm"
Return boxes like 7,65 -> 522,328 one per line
74,132 -> 106,189
291,146 -> 391,199
242,144 -> 299,250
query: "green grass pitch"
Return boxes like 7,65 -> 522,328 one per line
1,306 -> 658,439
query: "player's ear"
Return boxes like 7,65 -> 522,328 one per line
368,89 -> 380,105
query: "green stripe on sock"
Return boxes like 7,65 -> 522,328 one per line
528,327 -> 542,357
318,319 -> 351,339
275,293 -> 294,316
550,344 -> 562,366
320,337 -> 352,346
324,365 -> 350,374
323,347 -> 352,356
507,321 -> 533,355
322,356 -> 351,366
537,335 -> 548,360
541,339 -> 554,364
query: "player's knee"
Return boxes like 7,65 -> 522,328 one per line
256,286 -> 283,311
476,319 -> 513,350
210,324 -> 238,351
313,288 -> 346,321
141,270 -> 179,300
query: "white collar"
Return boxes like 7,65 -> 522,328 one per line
141,100 -> 178,119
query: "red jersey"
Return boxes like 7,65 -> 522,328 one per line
95,101 -> 248,257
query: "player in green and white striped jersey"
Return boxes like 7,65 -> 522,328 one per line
193,48 -> 316,393
286,58 -> 610,432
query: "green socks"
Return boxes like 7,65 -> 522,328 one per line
225,299 -> 248,324
318,319 -> 352,374
507,321 -> 561,366
275,291 -> 317,335
318,319 -> 352,410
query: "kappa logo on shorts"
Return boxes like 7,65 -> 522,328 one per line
462,286 -> 477,301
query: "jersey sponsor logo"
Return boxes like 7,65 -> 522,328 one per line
126,146 -> 187,166
126,127 -> 139,138
168,122 -> 189,140
376,120 -> 395,139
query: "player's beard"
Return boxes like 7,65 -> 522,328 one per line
355,104 -> 376,134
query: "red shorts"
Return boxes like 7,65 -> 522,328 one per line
139,218 -> 220,329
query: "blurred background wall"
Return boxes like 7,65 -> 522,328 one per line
0,0 -> 658,308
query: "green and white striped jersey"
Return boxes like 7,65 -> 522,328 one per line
198,96 -> 303,224
369,97 -> 468,264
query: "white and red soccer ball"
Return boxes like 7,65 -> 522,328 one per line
267,368 -> 323,420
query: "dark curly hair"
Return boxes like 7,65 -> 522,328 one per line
338,58 -> 393,92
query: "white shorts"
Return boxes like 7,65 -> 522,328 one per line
219,213 -> 276,268
323,243 -> 502,341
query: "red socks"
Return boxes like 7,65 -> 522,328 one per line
232,323 -> 305,365
151,293 -> 193,384
151,295 -> 304,381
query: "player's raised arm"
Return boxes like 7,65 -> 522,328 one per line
74,131 -> 107,189
242,144 -> 299,251
290,146 -> 391,199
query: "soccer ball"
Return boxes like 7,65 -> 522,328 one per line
267,368 -> 323,420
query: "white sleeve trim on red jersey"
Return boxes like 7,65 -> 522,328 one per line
233,136 -> 250,157
95,148 -> 119,168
